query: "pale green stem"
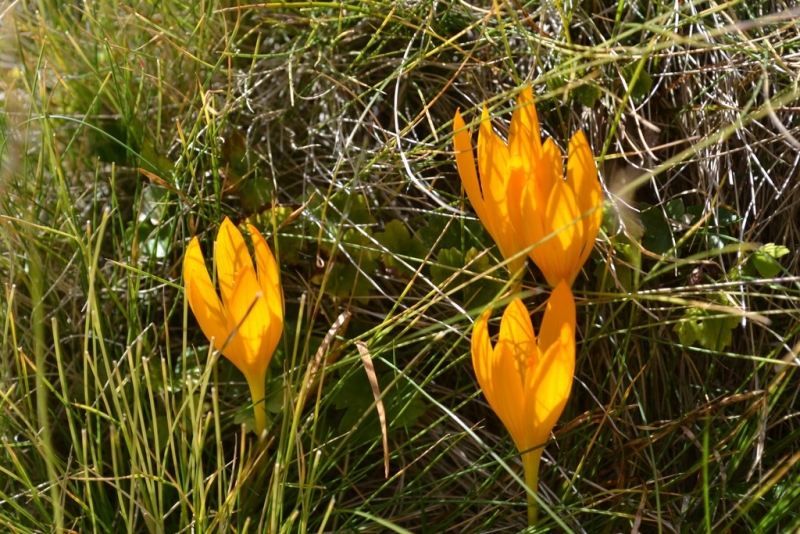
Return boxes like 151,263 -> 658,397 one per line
522,449 -> 544,526
507,258 -> 526,296
246,373 -> 268,440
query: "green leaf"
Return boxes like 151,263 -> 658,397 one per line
272,205 -> 306,264
374,219 -> 427,276
315,261 -> 375,304
640,204 -> 673,256
431,247 -> 501,306
275,230 -> 304,265
573,82 -> 602,108
418,215 -> 484,251
760,243 -> 790,259
139,139 -> 175,178
674,306 -> 738,352
329,363 -> 427,448
311,228 -> 380,302
665,198 -> 686,221
751,251 -> 781,278
430,246 -> 464,287
239,176 -> 273,215
622,64 -> 653,105
748,243 -> 790,278
330,192 -> 375,226
595,254 -> 633,292
716,206 -> 741,226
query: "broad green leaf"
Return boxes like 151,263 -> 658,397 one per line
665,198 -> 686,221
418,215 -> 484,251
747,243 -> 790,278
760,243 -> 790,259
622,64 -> 653,105
640,204 -> 673,256
374,219 -> 427,276
674,306 -> 738,352
573,82 -> 602,108
431,247 -> 501,306
329,364 -> 427,448
716,206 -> 741,226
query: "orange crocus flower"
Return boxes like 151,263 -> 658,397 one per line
471,280 -> 576,524
183,217 -> 283,437
454,87 -> 603,287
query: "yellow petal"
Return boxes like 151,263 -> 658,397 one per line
538,137 -> 563,199
454,109 -> 489,225
215,217 -> 255,309
567,131 -> 603,274
225,264 -> 273,379
508,86 -> 541,164
520,178 -> 546,265
248,224 -> 283,312
471,308 -> 494,400
504,89 -> 542,277
472,306 -> 525,452
566,131 -> 600,218
537,280 -> 576,353
496,298 -> 536,382
550,178 -> 585,285
523,317 -> 575,451
183,237 -> 230,353
493,330 -> 529,453
521,138 -> 566,283
478,107 -> 523,269
248,223 -> 284,369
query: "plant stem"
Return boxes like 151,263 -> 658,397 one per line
247,374 -> 268,440
522,449 -> 544,526
507,259 -> 526,297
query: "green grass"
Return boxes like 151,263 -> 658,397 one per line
2,0 -> 800,532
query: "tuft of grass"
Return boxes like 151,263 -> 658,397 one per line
2,0 -> 800,532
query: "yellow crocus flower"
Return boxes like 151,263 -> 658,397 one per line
454,87 -> 603,287
471,280 -> 576,524
454,105 -> 526,278
183,217 -> 284,437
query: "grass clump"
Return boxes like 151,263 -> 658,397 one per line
2,0 -> 800,532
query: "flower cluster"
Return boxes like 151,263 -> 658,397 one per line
180,85 -> 598,526
455,87 -> 602,523
453,87 -> 603,286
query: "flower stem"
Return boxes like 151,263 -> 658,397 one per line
246,374 -> 268,440
522,449 -> 544,526
505,261 -> 527,301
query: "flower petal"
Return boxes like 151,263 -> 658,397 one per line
520,178 -> 546,266
542,179 -> 582,286
493,330 -> 529,453
497,299 -> 536,382
506,90 -> 539,272
523,314 -> 575,451
508,86 -> 541,164
225,264 -> 273,379
538,137 -> 563,200
454,109 -> 489,225
248,224 -> 283,311
567,131 -> 603,273
471,308 -> 494,401
248,223 -> 284,367
477,107 -> 518,263
537,280 -> 576,353
215,217 -> 255,309
184,237 -> 230,352
473,306 -> 525,452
